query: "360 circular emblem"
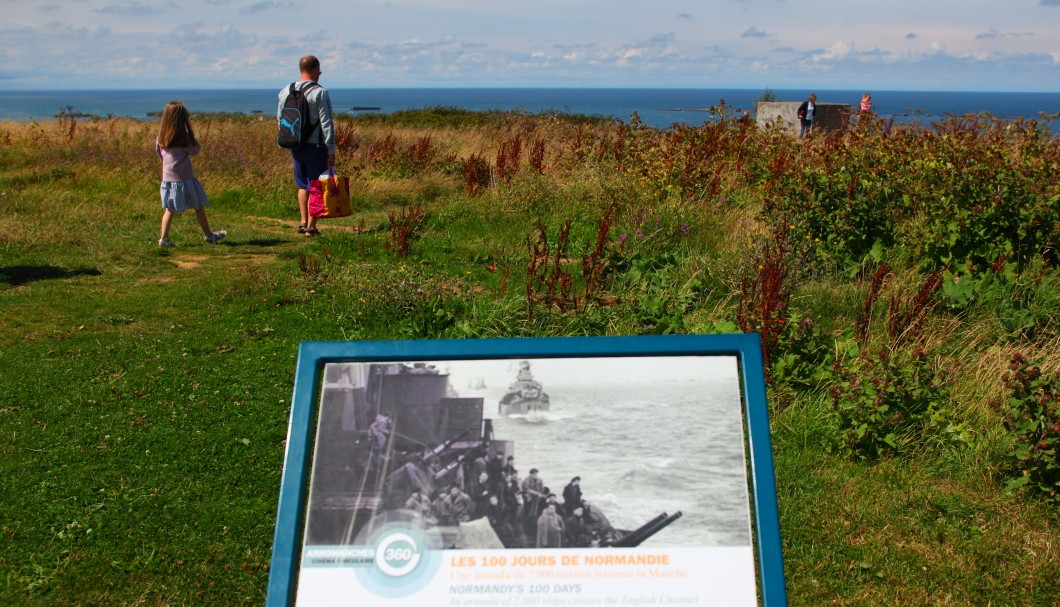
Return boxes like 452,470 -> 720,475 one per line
374,531 -> 421,577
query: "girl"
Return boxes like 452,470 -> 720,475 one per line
155,101 -> 225,247
860,93 -> 873,117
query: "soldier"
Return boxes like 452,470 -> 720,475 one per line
536,502 -> 565,548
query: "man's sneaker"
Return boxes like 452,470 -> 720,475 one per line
205,230 -> 227,244
158,238 -> 176,247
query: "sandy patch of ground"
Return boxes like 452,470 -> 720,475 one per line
172,255 -> 209,269
244,215 -> 369,236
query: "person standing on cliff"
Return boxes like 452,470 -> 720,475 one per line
859,93 -> 874,122
797,93 -> 816,138
277,55 -> 335,238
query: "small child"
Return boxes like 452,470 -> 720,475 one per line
155,101 -> 225,247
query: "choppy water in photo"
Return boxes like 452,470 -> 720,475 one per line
475,376 -> 752,548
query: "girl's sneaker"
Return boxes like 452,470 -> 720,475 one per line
158,238 -> 176,247
205,230 -> 227,244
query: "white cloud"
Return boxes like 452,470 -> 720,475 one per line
648,32 -> 676,46
810,41 -> 852,62
741,27 -> 770,39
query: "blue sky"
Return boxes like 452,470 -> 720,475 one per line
2,0 -> 1059,91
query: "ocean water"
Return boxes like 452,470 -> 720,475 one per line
472,370 -> 752,548
1,88 -> 1058,130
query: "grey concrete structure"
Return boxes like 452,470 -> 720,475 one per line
755,101 -> 852,136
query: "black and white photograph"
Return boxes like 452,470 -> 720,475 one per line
302,355 -> 754,553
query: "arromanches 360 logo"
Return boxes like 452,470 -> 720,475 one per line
352,511 -> 443,597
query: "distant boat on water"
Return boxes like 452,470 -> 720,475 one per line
498,361 -> 550,421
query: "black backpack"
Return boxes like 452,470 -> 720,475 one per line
277,82 -> 320,149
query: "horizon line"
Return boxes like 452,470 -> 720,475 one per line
3,85 -> 1059,94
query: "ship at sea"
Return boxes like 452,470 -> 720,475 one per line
498,360 -> 550,421
305,362 -> 679,550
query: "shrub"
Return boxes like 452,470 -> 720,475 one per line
995,354 -> 1060,506
385,204 -> 428,258
461,154 -> 491,196
830,346 -> 950,459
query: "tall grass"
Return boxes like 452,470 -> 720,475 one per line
0,108 -> 1058,606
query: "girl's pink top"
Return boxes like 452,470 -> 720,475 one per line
155,142 -> 200,182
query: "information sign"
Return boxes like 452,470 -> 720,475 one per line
266,335 -> 786,606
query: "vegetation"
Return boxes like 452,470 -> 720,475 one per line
0,105 -> 1058,606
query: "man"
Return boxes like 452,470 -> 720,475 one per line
797,93 -> 816,138
404,489 -> 432,520
565,506 -> 591,548
444,484 -> 474,524
486,451 -> 506,492
562,476 -> 582,516
367,414 -> 390,451
277,55 -> 335,237
536,503 -> 565,548
521,468 -> 545,522
471,471 -> 493,520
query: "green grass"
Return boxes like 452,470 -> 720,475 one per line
1,111 -> 1058,606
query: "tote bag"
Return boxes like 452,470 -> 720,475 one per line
308,171 -> 352,219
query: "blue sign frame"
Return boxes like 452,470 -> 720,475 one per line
266,334 -> 786,606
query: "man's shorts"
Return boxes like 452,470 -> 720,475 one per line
290,145 -> 330,190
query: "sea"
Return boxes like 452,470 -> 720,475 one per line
449,356 -> 752,549
1,88 -> 1058,130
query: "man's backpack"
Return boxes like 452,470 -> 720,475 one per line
277,82 -> 320,149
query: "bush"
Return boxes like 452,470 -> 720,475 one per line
830,346 -> 950,459
995,354 -> 1060,506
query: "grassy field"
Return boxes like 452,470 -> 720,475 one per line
1,107 -> 1058,606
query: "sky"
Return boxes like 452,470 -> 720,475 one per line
2,0 -> 1059,91
440,356 -> 740,391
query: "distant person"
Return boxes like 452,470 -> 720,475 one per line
797,93 -> 816,138
155,101 -> 226,247
860,93 -> 873,114
277,55 -> 335,238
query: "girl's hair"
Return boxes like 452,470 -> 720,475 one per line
157,101 -> 198,148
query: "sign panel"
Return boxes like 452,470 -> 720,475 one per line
267,335 -> 786,606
